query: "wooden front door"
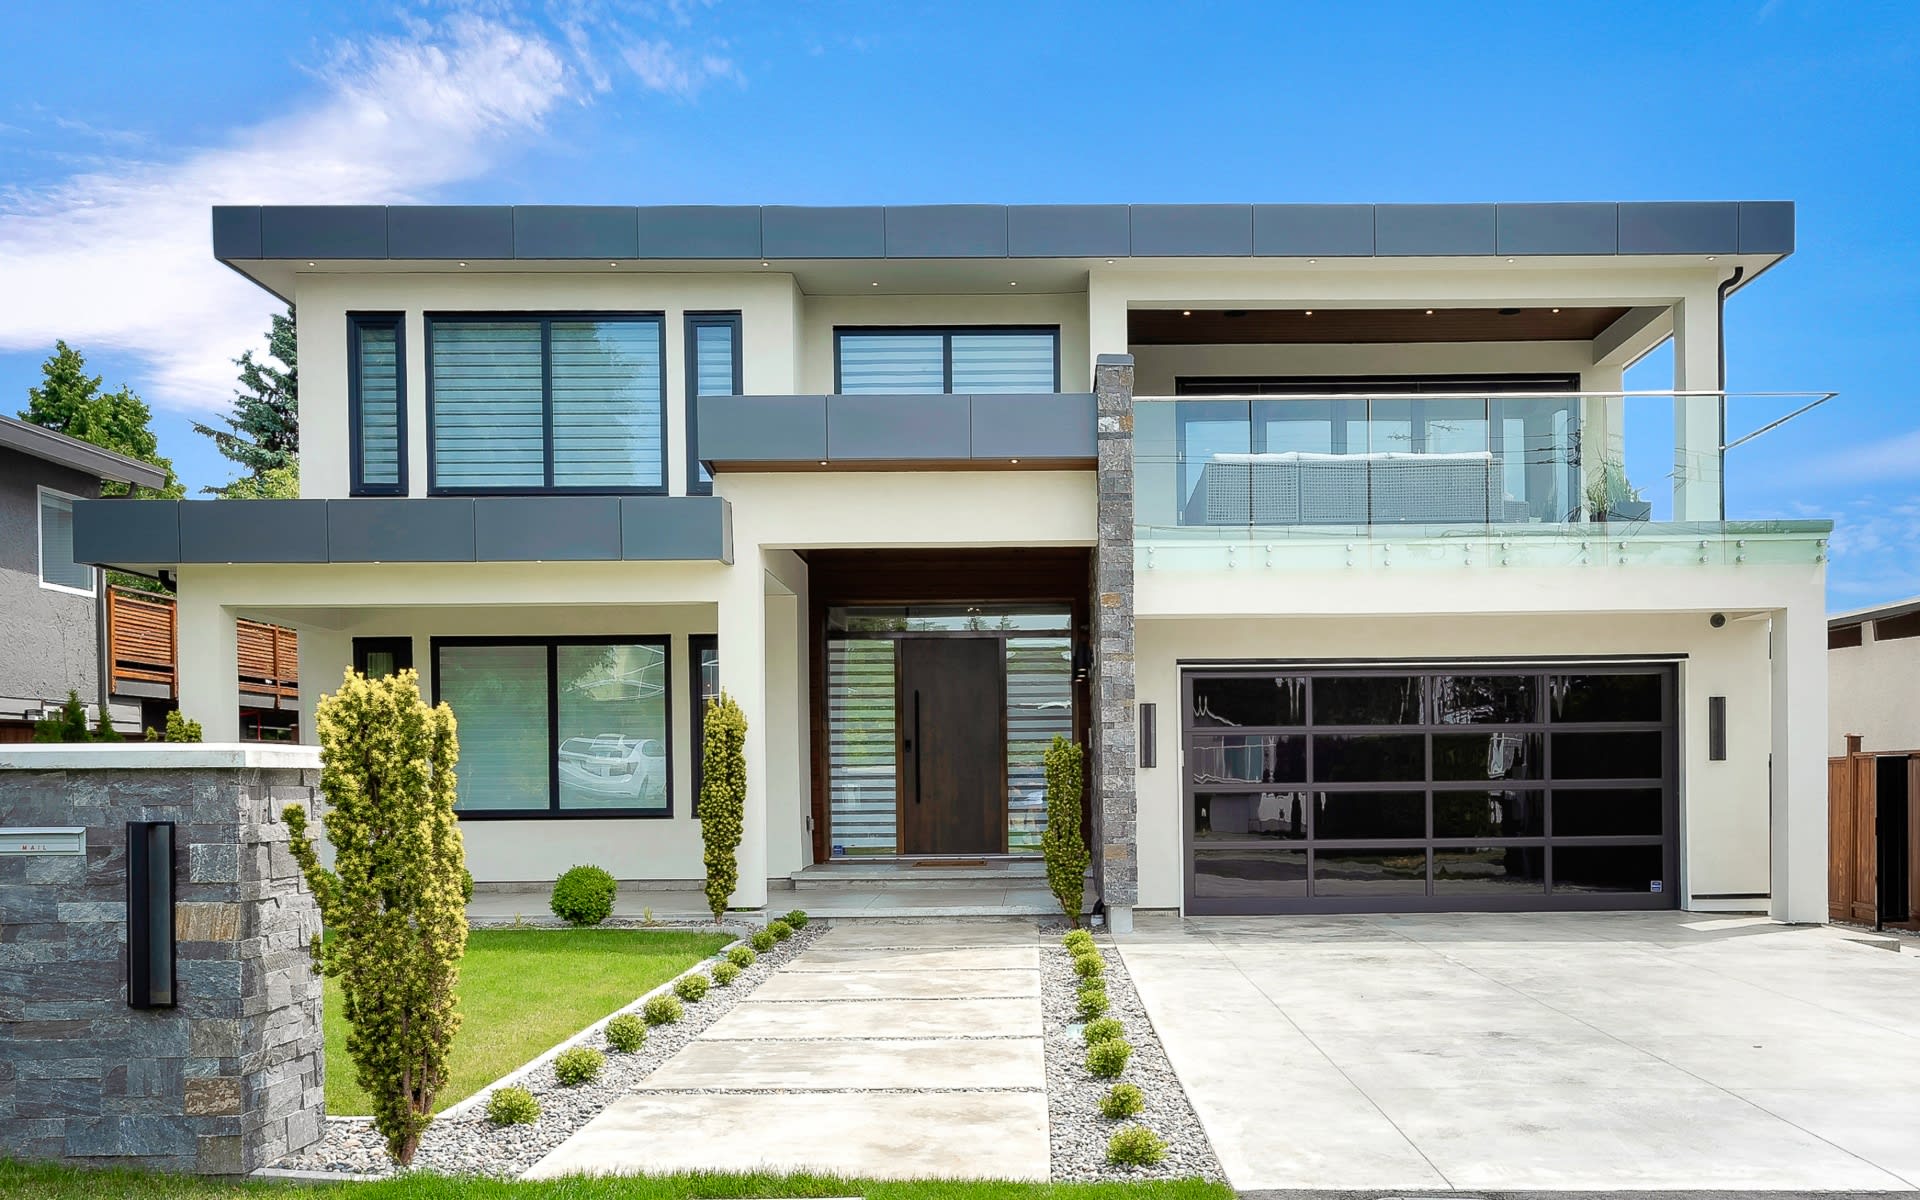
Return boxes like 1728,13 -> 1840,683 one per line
897,637 -> 1006,856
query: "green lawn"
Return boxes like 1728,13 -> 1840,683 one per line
0,1162 -> 1231,1200
326,928 -> 733,1115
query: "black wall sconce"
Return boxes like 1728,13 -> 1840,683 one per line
1708,696 -> 1727,762
1139,702 -> 1156,768
126,821 -> 176,1008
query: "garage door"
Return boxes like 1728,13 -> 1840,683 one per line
1183,665 -> 1678,914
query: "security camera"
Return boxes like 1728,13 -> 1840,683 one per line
1710,613 -> 1727,628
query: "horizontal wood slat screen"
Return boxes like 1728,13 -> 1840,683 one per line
108,587 -> 299,702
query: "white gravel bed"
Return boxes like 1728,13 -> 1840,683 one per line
273,922 -> 824,1179
1039,924 -> 1224,1182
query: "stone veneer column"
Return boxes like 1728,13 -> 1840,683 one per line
1090,354 -> 1137,933
0,745 -> 325,1174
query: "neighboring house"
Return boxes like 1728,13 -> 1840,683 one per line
74,201 -> 1832,926
0,414 -> 167,740
1828,598 -> 1920,755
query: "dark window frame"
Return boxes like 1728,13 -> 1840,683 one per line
832,325 -> 1063,394
684,312 -> 741,497
688,633 -> 719,815
430,634 -> 674,820
347,313 -> 408,497
352,636 -> 414,678
424,311 -> 668,497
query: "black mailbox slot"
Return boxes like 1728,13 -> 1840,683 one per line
127,820 -> 176,1008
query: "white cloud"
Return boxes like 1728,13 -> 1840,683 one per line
1802,426 -> 1920,484
0,14 -> 572,412
621,37 -> 740,97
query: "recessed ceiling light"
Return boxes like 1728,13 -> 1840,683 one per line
458,261 -> 468,268
1011,458 -> 1021,464
1304,310 -> 1314,316
871,281 -> 879,287
1182,310 -> 1191,316
1706,255 -> 1717,262
1009,281 -> 1017,286
1308,259 -> 1317,265
609,262 -> 618,267
1506,258 -> 1515,263
818,460 -> 828,467
1552,307 -> 1561,313
761,261 -> 770,267
1425,309 -> 1434,315
306,261 -> 315,267
1105,259 -> 1115,265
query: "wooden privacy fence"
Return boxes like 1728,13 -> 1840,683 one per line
107,587 -> 299,707
1828,734 -> 1920,929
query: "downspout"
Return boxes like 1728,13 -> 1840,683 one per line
1715,265 -> 1746,520
95,565 -> 110,725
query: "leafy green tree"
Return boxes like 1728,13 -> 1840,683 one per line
284,669 -> 466,1166
1042,736 -> 1089,927
699,692 -> 747,921
219,462 -> 299,500
19,341 -> 183,498
196,306 -> 297,495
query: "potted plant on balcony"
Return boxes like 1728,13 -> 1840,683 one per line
1586,457 -> 1650,523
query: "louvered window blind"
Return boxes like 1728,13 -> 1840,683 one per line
429,315 -> 664,492
686,314 -> 740,494
836,329 -> 1057,394
350,317 -> 404,494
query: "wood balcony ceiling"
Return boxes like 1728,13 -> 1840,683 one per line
1128,306 -> 1632,345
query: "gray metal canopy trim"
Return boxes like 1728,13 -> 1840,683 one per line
213,201 -> 1795,263
70,496 -> 734,569
696,393 -> 1096,466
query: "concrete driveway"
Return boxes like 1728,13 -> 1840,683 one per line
1116,912 -> 1920,1192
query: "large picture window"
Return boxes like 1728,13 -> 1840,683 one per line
427,314 -> 665,494
835,327 -> 1059,394
348,314 -> 406,495
685,314 -> 740,495
433,637 -> 671,817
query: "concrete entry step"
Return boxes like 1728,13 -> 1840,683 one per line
791,858 -> 1048,890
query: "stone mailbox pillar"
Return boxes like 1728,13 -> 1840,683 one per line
0,744 -> 326,1174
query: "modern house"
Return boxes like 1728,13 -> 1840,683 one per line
0,413 -> 168,739
73,201 -> 1832,926
1828,597 -> 1920,756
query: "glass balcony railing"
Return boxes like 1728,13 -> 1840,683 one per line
1132,391 -> 1835,570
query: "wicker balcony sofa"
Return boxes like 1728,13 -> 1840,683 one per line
1185,450 -> 1530,525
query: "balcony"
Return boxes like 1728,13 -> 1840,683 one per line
1132,391 -> 1834,571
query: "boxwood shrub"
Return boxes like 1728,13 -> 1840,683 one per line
553,1045 -> 604,1086
1086,1036 -> 1132,1077
782,908 -> 810,929
1063,929 -> 1095,952
727,944 -> 757,968
550,865 -> 617,927
604,1013 -> 646,1053
768,918 -> 794,942
1082,1016 -> 1124,1045
1076,987 -> 1110,1020
485,1085 -> 540,1126
1073,951 -> 1105,979
674,972 -> 710,1003
643,994 -> 684,1026
1107,1124 -> 1166,1166
750,929 -> 776,952
712,960 -> 741,986
1099,1082 -> 1145,1119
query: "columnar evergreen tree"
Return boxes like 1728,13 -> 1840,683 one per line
284,669 -> 466,1165
196,306 -> 298,495
1042,736 -> 1090,927
20,341 -> 183,498
699,692 -> 747,921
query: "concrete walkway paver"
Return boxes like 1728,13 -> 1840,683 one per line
1119,911 -> 1920,1192
527,919 -> 1049,1182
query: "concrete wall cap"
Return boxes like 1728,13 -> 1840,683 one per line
0,743 -> 323,771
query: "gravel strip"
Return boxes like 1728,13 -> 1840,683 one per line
274,923 -> 824,1179
1039,924 -> 1224,1182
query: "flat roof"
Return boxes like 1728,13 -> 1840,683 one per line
0,414 -> 170,489
1831,596 -> 1920,628
214,200 -> 1793,265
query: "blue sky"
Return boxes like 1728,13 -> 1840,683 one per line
1,1 -> 1914,608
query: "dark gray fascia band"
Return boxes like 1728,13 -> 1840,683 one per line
696,393 -> 1096,466
71,496 -> 734,568
213,201 -> 1795,263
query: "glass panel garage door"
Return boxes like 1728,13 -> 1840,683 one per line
1183,665 -> 1677,914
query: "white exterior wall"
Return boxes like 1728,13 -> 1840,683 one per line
1829,629 -> 1920,755
797,293 -> 1090,394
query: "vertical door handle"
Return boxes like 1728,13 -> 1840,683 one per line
912,689 -> 922,804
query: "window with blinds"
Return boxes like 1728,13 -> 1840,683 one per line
349,315 -> 405,495
686,314 -> 740,495
835,328 -> 1058,394
37,488 -> 92,594
428,314 -> 664,493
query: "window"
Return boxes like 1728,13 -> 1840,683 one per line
349,314 -> 406,495
352,637 -> 413,678
432,637 -> 671,817
688,634 -> 719,813
835,328 -> 1059,394
37,488 -> 93,594
427,314 -> 665,494
685,314 -> 740,496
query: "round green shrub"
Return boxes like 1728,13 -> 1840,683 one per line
643,994 -> 684,1026
674,972 -> 710,1003
1099,1082 -> 1145,1120
1086,1036 -> 1132,1078
1106,1124 -> 1166,1167
1076,974 -> 1107,998
550,865 -> 617,927
750,929 -> 776,952
1062,929 -> 1095,951
604,1013 -> 646,1054
1076,987 -> 1110,1021
1082,1017 -> 1124,1045
485,1085 -> 540,1126
768,919 -> 794,942
553,1045 -> 604,1087
727,944 -> 757,968
712,960 -> 741,986
782,909 -> 809,929
1073,951 -> 1106,979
